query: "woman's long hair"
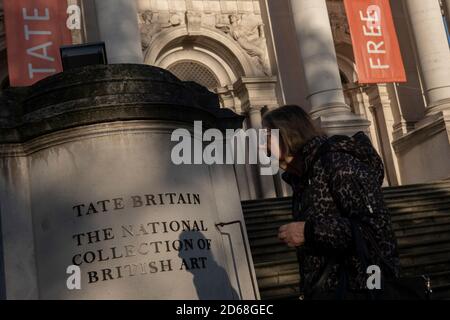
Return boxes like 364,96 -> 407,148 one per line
262,105 -> 325,158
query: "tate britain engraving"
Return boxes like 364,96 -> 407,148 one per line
1,0 -> 450,303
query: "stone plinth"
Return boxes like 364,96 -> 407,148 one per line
0,64 -> 258,300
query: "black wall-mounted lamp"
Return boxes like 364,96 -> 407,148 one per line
60,42 -> 108,71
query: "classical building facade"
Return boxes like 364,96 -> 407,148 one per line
1,0 -> 450,200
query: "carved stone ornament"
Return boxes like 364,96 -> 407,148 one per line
138,10 -> 182,50
327,0 -> 351,44
186,10 -> 202,33
215,14 -> 270,75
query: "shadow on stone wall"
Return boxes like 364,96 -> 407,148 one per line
178,230 -> 239,300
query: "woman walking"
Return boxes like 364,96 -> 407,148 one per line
262,105 -> 400,300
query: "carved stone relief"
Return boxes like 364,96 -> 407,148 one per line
215,13 -> 270,75
327,0 -> 351,44
186,10 -> 202,33
137,1 -> 271,75
139,10 -> 182,50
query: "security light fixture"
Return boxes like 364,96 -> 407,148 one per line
60,42 -> 108,71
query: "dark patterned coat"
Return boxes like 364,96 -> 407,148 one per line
281,132 -> 400,298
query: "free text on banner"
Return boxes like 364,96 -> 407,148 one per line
343,0 -> 406,83
3,0 -> 72,87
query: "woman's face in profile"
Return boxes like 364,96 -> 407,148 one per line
262,127 -> 287,169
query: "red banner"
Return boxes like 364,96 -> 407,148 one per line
343,0 -> 406,83
3,0 -> 72,87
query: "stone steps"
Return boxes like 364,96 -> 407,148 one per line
243,201 -> 450,218
255,259 -> 299,277
245,208 -> 450,236
249,225 -> 450,250
383,180 -> 450,192
242,180 -> 450,209
242,193 -> 450,212
242,179 -> 450,300
246,214 -> 450,236
247,203 -> 450,218
249,218 -> 450,241
253,248 -> 297,264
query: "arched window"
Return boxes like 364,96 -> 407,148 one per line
167,61 -> 220,92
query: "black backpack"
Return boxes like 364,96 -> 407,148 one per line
305,135 -> 432,300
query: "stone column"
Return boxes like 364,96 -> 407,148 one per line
445,0 -> 450,25
232,77 -> 278,200
81,0 -> 101,43
94,0 -> 143,64
289,0 -> 349,116
248,107 -> 277,199
248,107 -> 263,130
366,85 -> 401,186
404,0 -> 450,114
289,0 -> 369,135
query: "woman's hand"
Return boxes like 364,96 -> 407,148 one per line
278,222 -> 306,247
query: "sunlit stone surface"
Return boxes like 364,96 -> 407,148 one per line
0,64 -> 258,300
